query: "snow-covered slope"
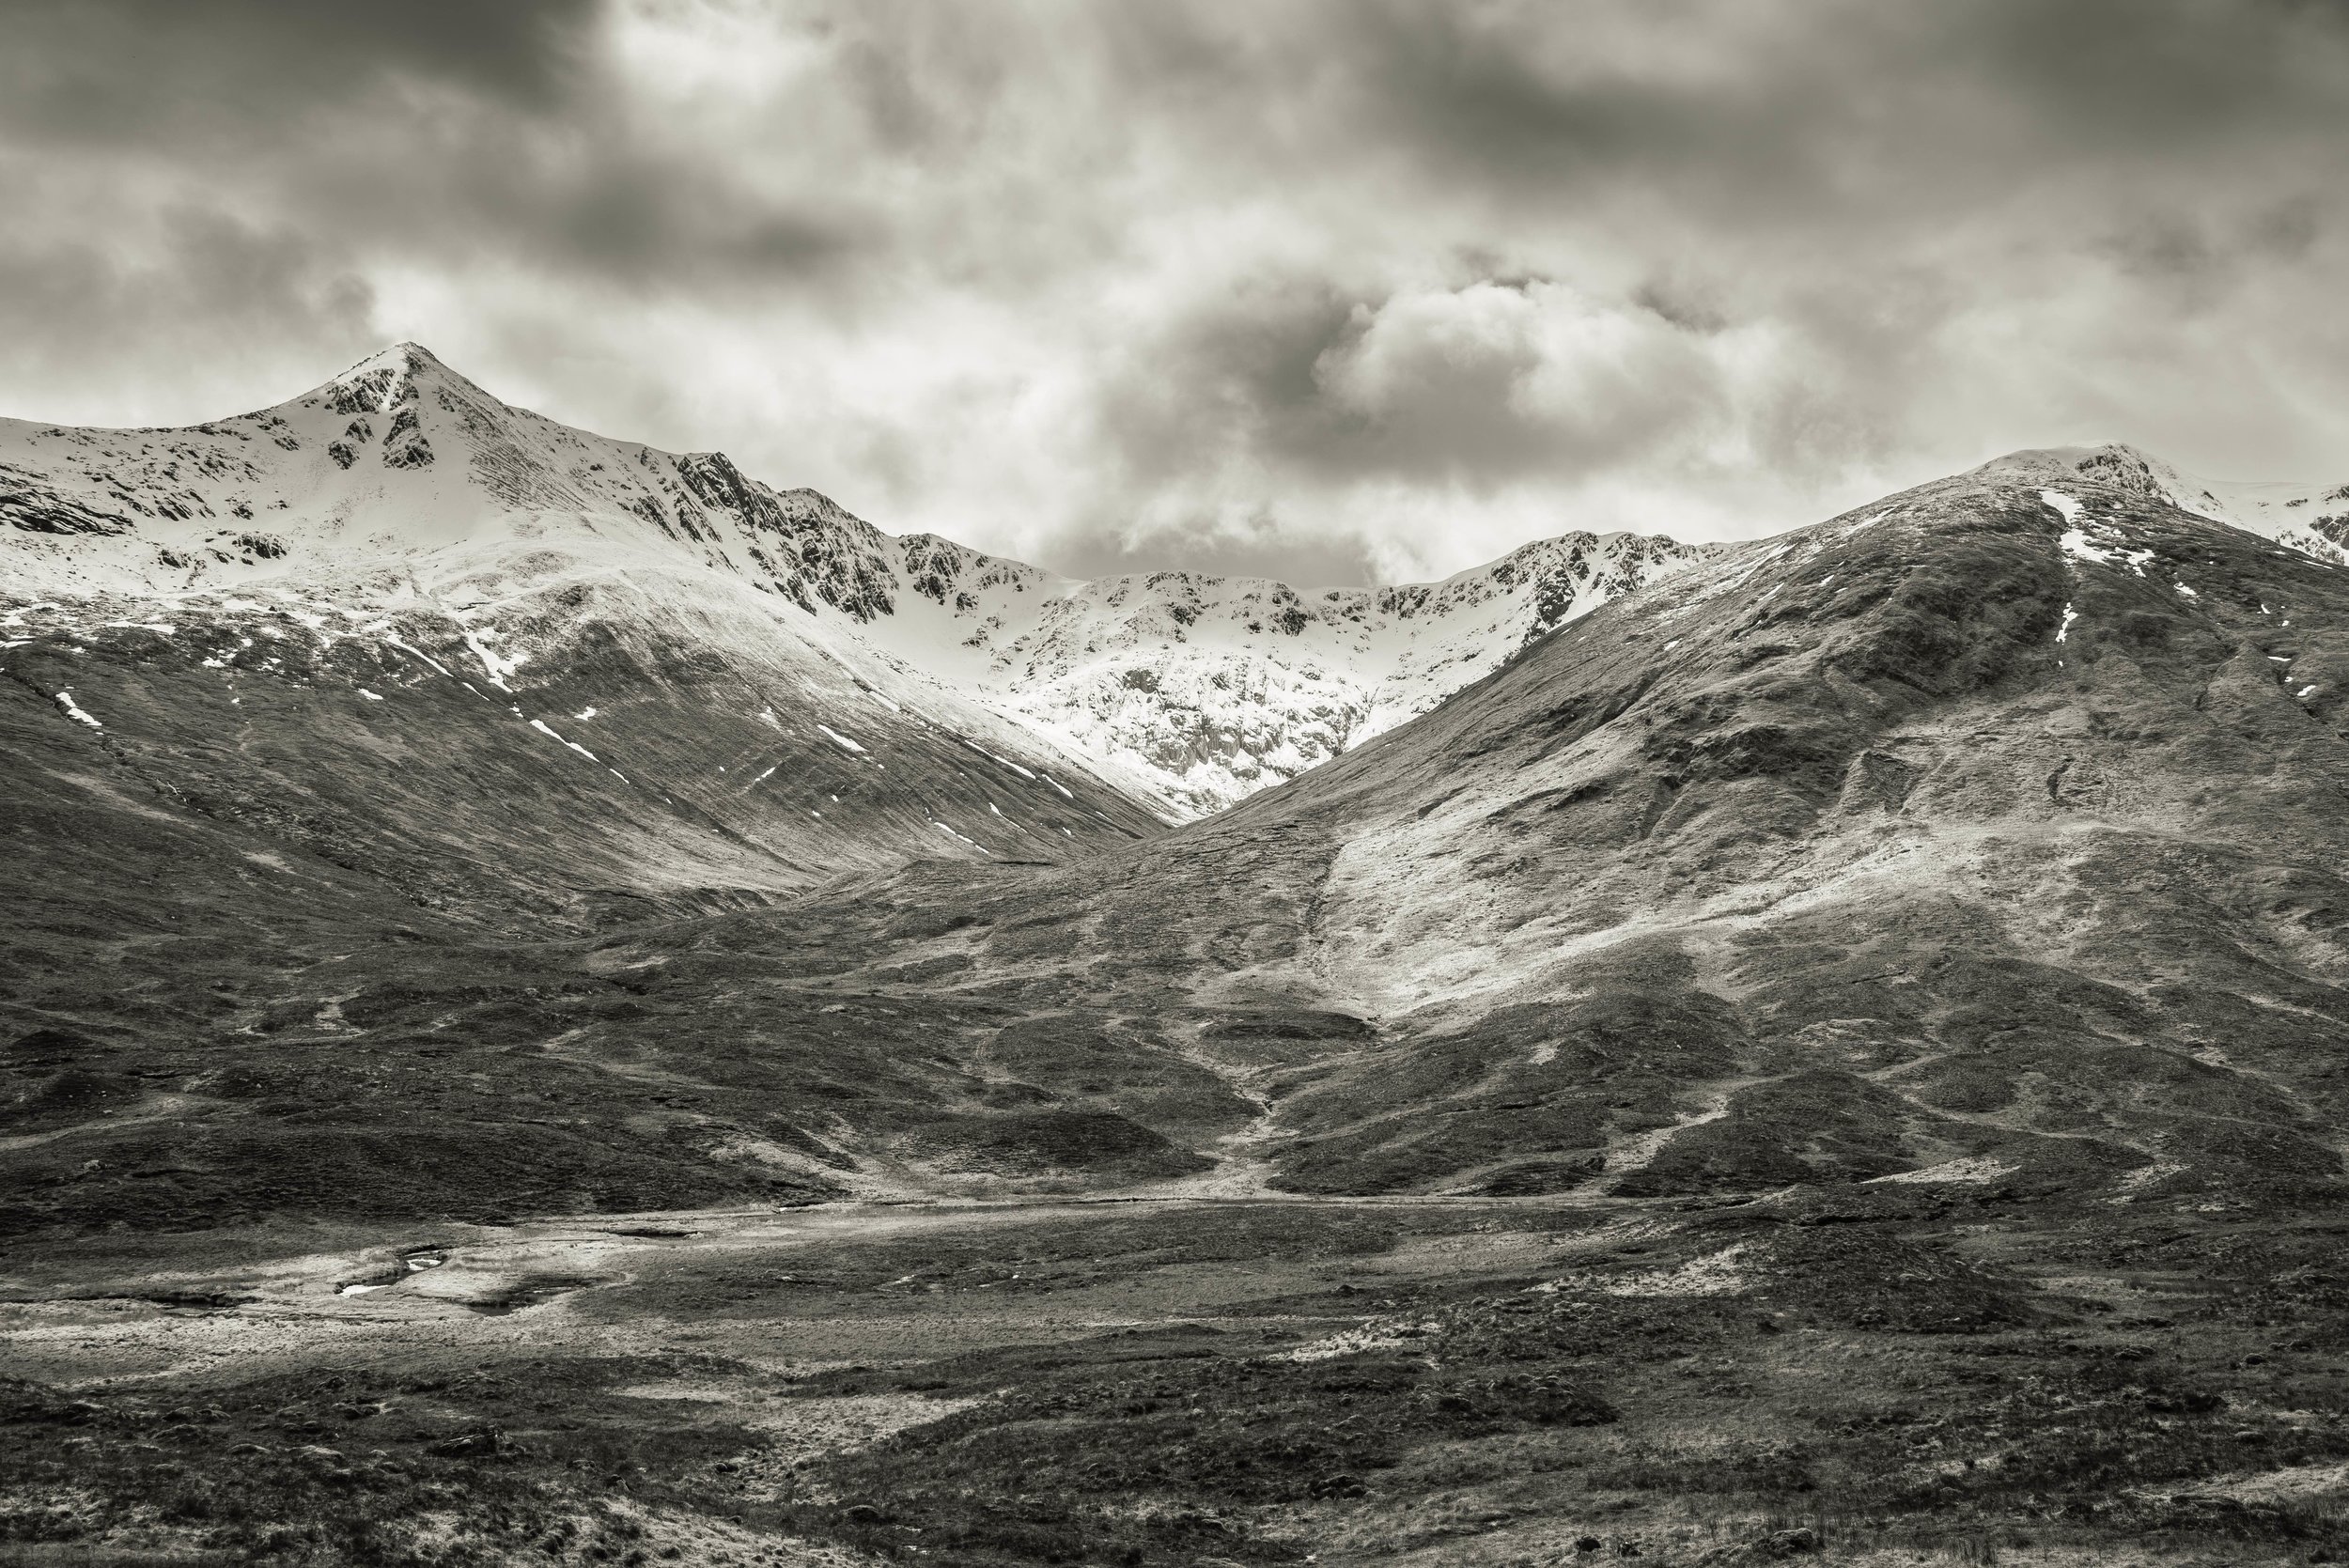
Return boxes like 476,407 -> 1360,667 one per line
1,343 -> 1715,819
858,528 -> 1714,815
0,342 -> 922,617
1973,443 -> 2349,567
0,345 -> 1169,908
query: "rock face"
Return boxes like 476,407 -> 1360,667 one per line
1,343 -> 1711,818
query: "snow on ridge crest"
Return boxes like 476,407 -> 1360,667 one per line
1,341 -> 1717,819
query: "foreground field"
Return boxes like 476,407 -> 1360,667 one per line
5,1184 -> 2345,1567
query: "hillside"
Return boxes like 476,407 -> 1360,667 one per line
714,460 -> 2349,1208
22,449 -> 2349,1229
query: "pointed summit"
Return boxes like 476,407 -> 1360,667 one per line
313,341 -> 484,418
342,340 -> 440,372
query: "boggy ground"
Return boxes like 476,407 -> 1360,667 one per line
5,1182 -> 2347,1567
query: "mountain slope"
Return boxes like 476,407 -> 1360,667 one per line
16,444 -> 2349,1568
1978,440 -> 2349,566
859,526 -> 1713,814
2,343 -> 1711,817
0,343 -> 1182,895
699,460 -> 2349,1207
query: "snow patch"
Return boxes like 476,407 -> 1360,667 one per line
817,723 -> 866,754
2059,530 -> 2115,566
54,691 -> 101,728
2040,489 -> 2084,524
528,718 -> 601,762
459,627 -> 525,691
965,740 -> 1037,779
382,637 -> 455,679
2061,527 -> 2155,576
933,821 -> 988,852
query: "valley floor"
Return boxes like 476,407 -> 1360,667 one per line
2,1186 -> 2342,1567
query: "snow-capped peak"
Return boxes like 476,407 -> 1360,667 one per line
312,341 -> 472,416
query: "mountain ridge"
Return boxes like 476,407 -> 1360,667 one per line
1,342 -> 1717,816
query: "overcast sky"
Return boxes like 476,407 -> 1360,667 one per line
7,1 -> 2349,583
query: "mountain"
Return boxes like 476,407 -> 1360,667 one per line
0,344 -> 1688,1230
858,526 -> 1713,815
1976,440 -> 2349,565
0,344 -> 1173,908
16,427 -> 2349,1568
19,433 -> 2349,1232
1,343 -> 1712,819
678,458 -> 2349,1208
13,348 -> 2349,1228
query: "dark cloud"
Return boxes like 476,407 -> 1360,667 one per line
0,0 -> 595,145
417,134 -> 874,290
0,206 -> 375,422
1094,279 -> 1364,484
1097,272 -> 1737,497
1302,0 -> 2349,223
5,0 -> 2349,580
